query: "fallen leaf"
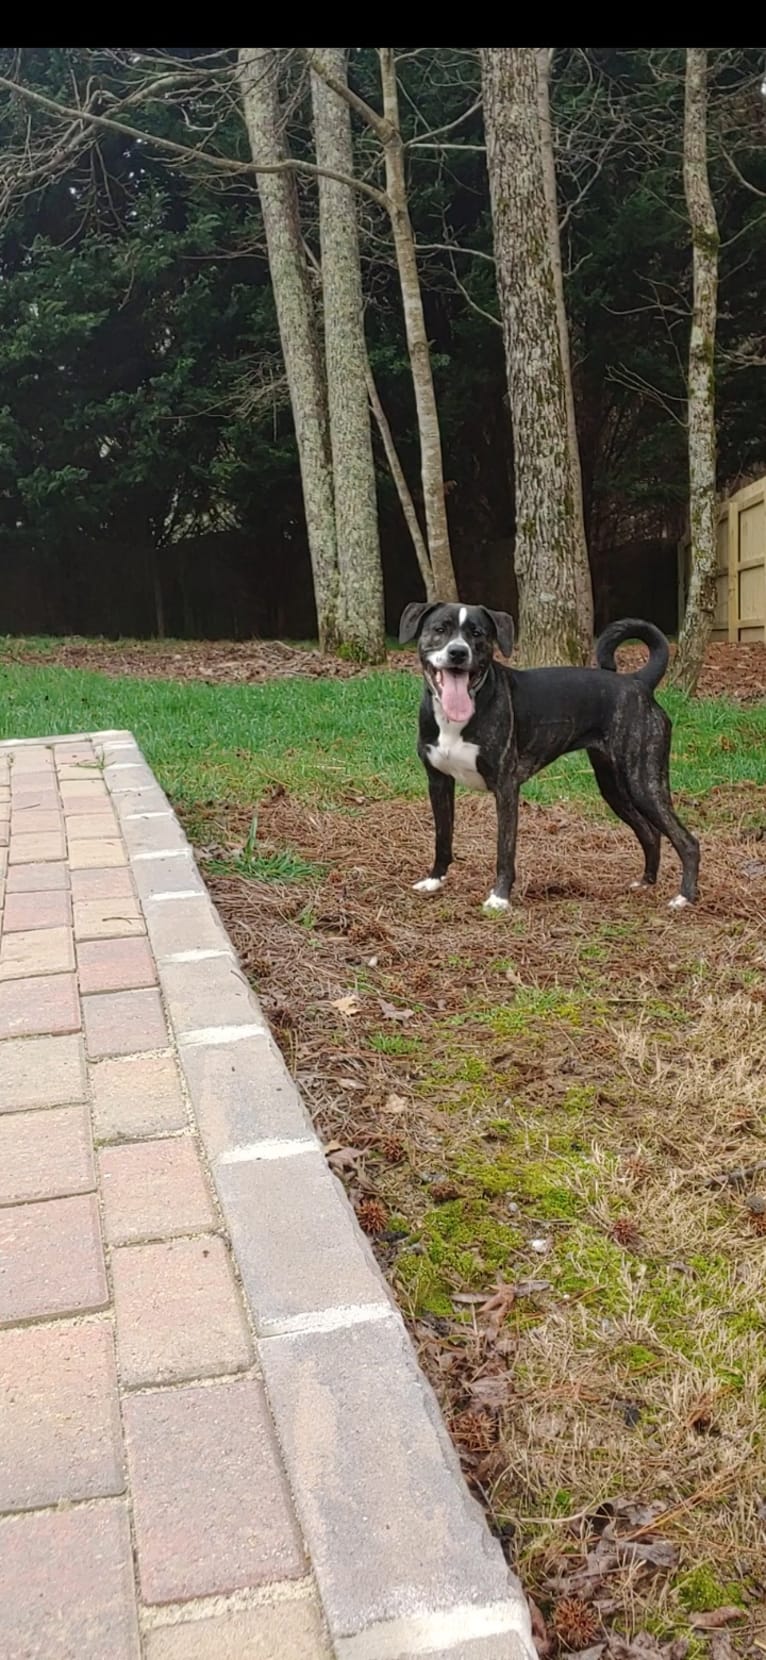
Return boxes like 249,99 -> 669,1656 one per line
466,1372 -> 514,1410
478,1283 -> 516,1342
709,1635 -> 733,1660
331,994 -> 360,1017
378,999 -> 415,1021
383,1092 -> 408,1115
528,1596 -> 554,1658
688,1609 -> 744,1631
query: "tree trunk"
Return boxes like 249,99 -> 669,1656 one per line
310,49 -> 385,662
237,47 -> 339,650
669,48 -> 719,694
378,48 -> 457,602
536,48 -> 593,658
481,46 -> 589,666
365,360 -> 435,599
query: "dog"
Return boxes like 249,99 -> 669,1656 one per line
399,602 -> 699,912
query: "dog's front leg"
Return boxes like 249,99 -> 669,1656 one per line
413,766 -> 454,894
484,777 -> 519,913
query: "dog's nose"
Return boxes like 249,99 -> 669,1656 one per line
447,642 -> 469,666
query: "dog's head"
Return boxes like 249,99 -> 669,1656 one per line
399,602 -> 514,725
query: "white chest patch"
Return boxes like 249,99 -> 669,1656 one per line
427,706 -> 487,791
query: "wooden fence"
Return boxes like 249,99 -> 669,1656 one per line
678,474 -> 766,643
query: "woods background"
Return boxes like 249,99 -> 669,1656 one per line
0,48 -> 764,664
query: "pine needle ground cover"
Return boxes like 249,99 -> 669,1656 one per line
3,639 -> 766,1651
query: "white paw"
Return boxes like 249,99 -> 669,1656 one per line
413,876 -> 445,894
668,894 -> 690,911
483,892 -> 511,913
630,879 -> 652,891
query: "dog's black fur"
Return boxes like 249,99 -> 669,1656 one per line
399,601 -> 699,911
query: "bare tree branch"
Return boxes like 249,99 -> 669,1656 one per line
0,70 -> 389,208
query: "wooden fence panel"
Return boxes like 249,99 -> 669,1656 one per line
678,474 -> 766,643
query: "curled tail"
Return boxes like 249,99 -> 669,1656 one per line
595,618 -> 670,691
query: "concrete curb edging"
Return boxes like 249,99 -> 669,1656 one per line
99,734 -> 536,1660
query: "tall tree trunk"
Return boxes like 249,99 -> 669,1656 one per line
365,361 -> 435,599
669,48 -> 719,694
237,47 -> 339,650
310,49 -> 385,662
481,46 -> 590,666
378,49 -> 457,602
536,48 -> 593,656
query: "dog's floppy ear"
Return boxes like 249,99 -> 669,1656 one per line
481,608 -> 515,659
399,601 -> 438,644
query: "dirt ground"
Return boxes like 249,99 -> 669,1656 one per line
187,787 -> 766,1658
5,633 -> 766,702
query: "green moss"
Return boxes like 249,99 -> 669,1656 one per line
614,1341 -> 661,1374
554,1230 -> 631,1315
395,1252 -> 455,1318
676,1563 -> 745,1614
399,1198 -> 524,1313
516,1154 -> 598,1218
472,986 -> 592,1037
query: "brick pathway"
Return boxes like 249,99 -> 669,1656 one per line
0,733 -> 534,1660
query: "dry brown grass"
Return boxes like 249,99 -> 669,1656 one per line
182,788 -> 766,1648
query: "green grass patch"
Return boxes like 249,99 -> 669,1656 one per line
0,654 -> 764,811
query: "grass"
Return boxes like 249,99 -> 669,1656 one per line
1,652 -> 765,817
3,637 -> 766,1643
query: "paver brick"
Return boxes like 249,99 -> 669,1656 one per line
145,1597 -> 331,1660
9,788 -> 60,813
0,971 -> 80,1039
99,1136 -> 216,1243
74,894 -> 145,939
121,813 -> 188,857
179,1034 -> 314,1161
0,1501 -> 140,1660
83,986 -> 167,1056
69,836 -> 128,870
60,779 -> 110,801
2,888 -> 72,931
0,924 -> 75,982
0,1032 -> 86,1110
6,860 -> 69,892
259,1315 -> 518,1639
111,784 -> 172,819
216,1152 -> 388,1336
66,811 -> 119,839
112,1235 -> 252,1386
78,936 -> 157,995
9,830 -> 66,864
71,865 -> 135,901
0,1105 -> 93,1204
161,954 -> 260,1040
145,893 -> 231,960
9,749 -> 54,772
91,1054 -> 187,1142
124,1378 -> 305,1603
9,809 -> 63,835
132,856 -> 205,901
0,1193 -> 107,1323
104,762 -> 156,792
58,764 -> 101,781
0,1320 -> 123,1509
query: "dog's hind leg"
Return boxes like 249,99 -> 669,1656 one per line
629,778 -> 699,908
414,767 -> 455,893
617,715 -> 699,907
588,749 -> 661,889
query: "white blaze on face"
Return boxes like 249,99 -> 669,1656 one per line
426,609 -> 474,725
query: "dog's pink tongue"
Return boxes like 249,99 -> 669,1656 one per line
440,670 -> 473,724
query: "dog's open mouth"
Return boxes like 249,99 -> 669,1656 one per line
430,667 -> 476,724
